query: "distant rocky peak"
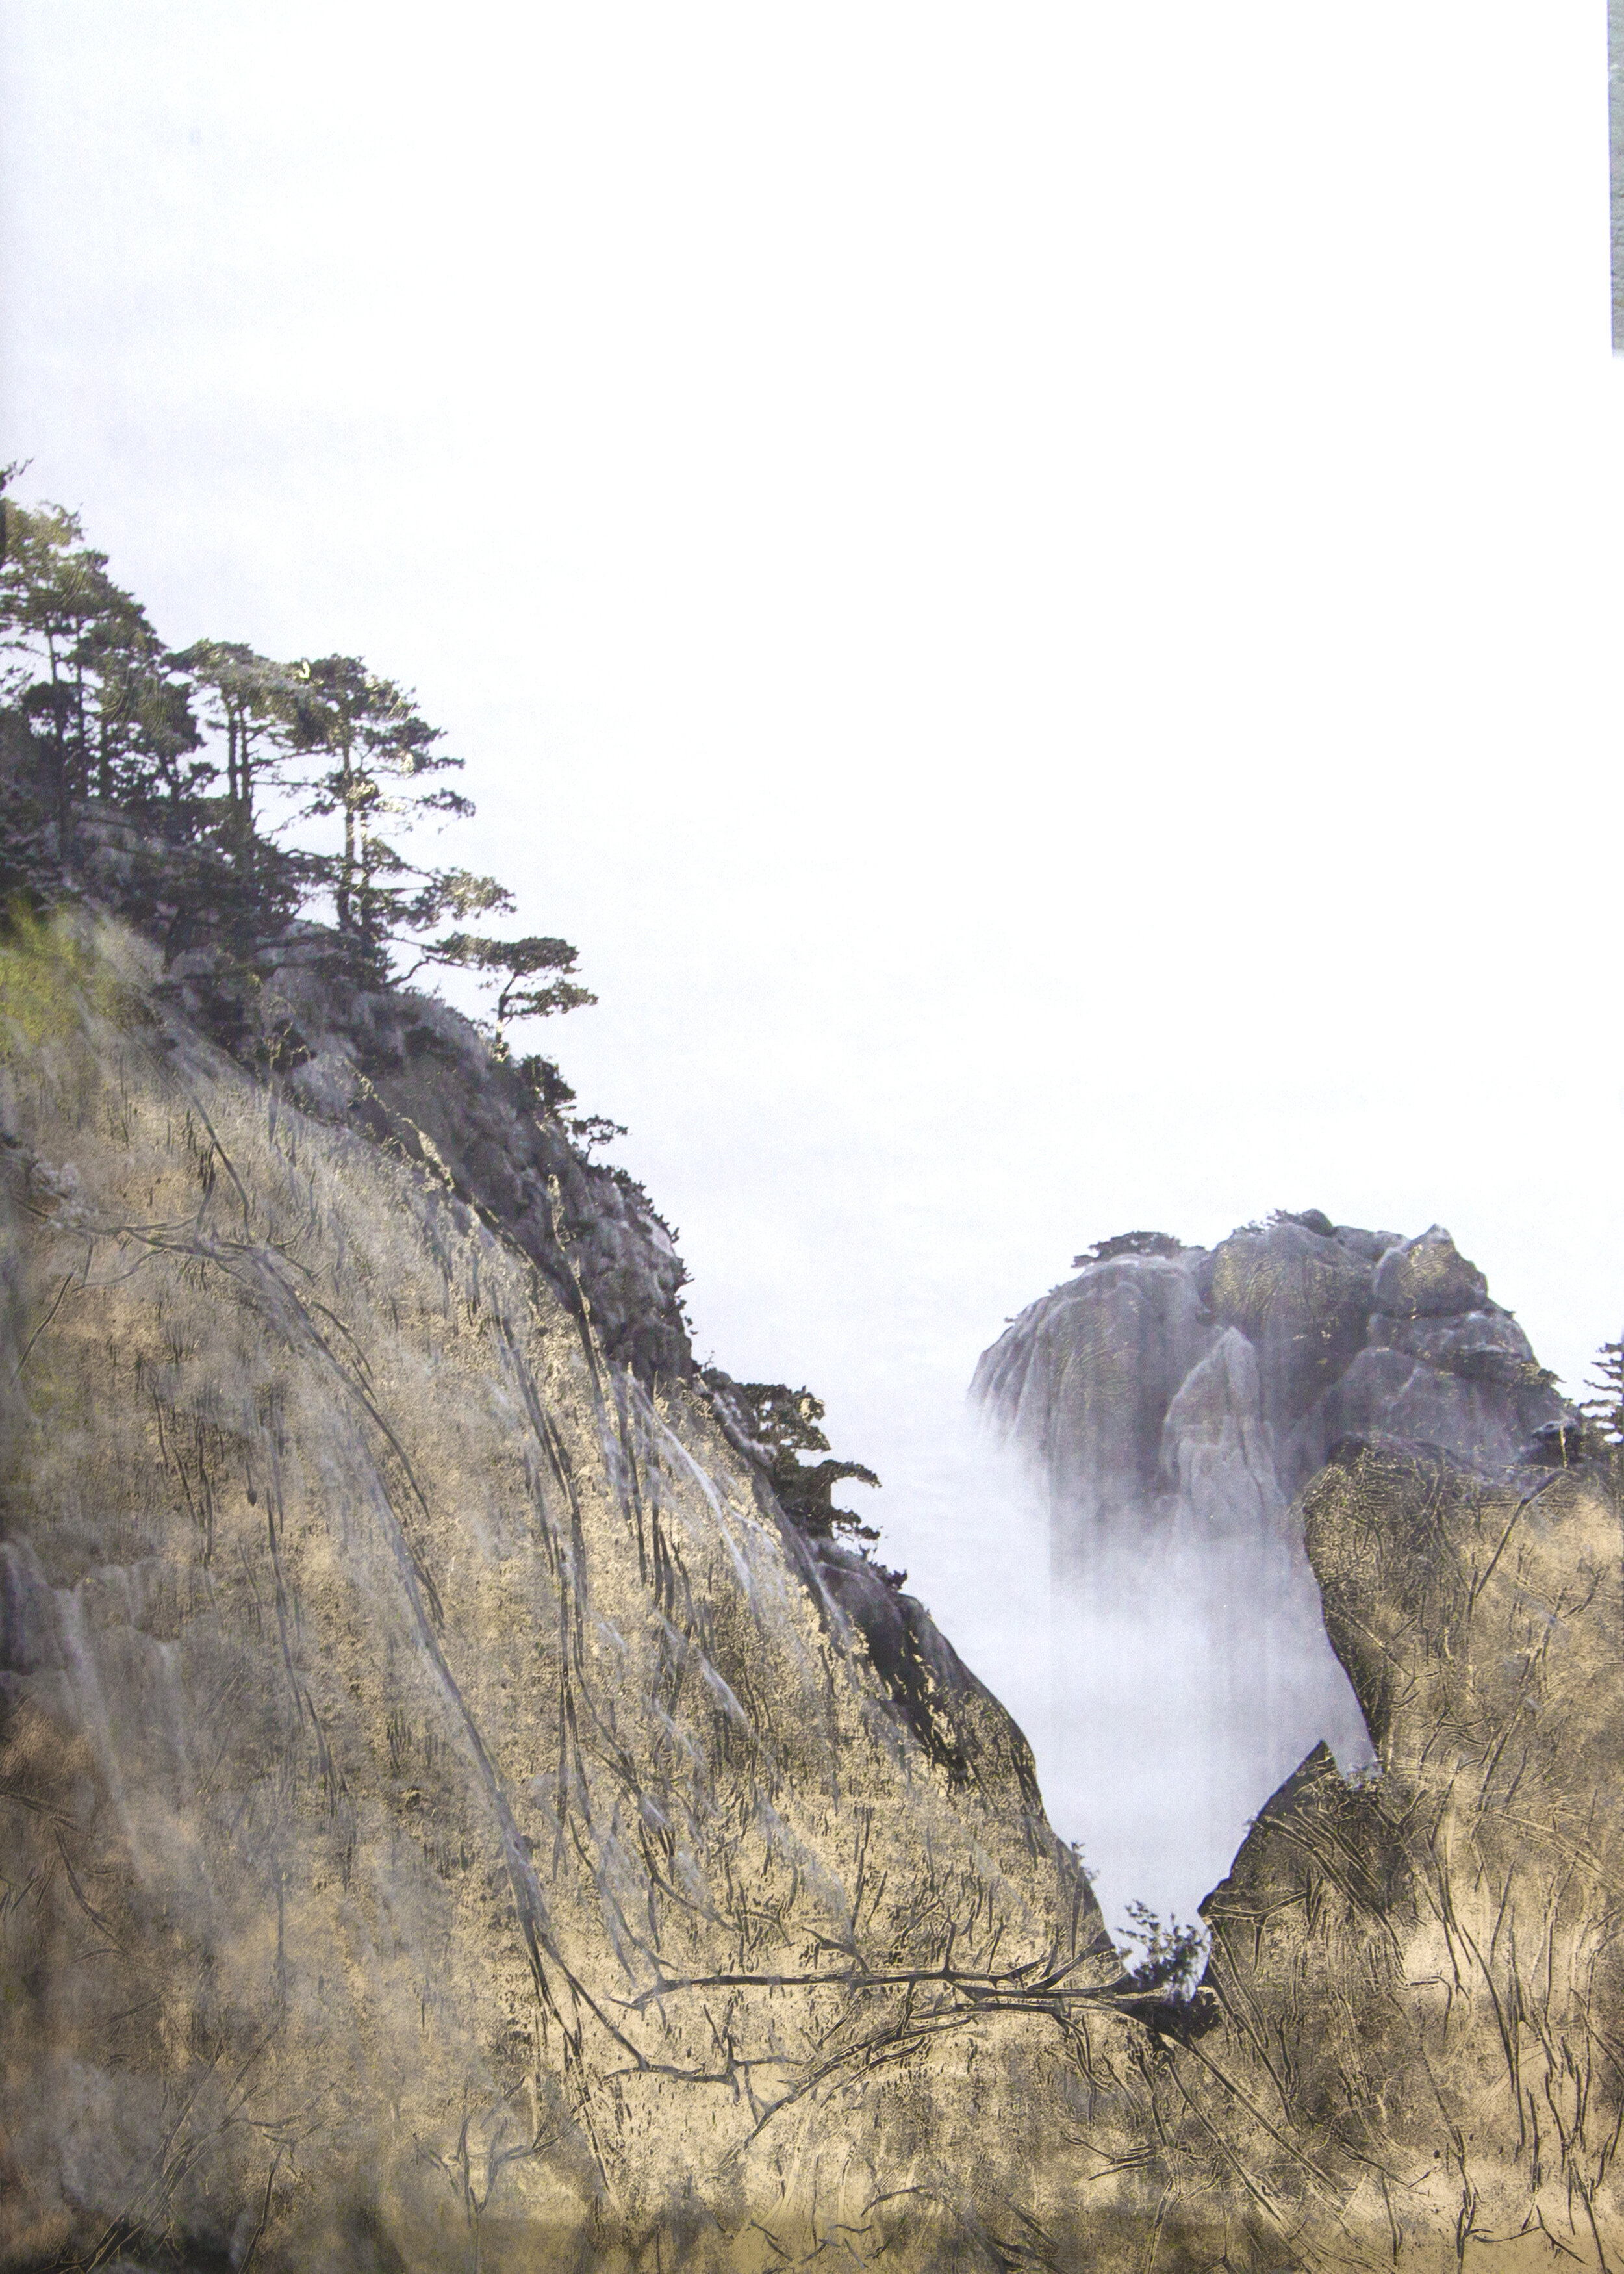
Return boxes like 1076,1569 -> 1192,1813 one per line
974,1214 -> 1574,1577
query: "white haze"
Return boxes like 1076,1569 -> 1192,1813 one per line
874,1409 -> 1374,1937
2,3 -> 1619,1930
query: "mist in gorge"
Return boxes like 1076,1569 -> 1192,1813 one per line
985,1465 -> 1373,1947
968,1213 -> 1578,1938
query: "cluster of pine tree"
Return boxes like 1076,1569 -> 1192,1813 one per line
0,463 -> 899,1542
0,463 -> 589,1059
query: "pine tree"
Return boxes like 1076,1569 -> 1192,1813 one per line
0,494 -> 212,874
709,1379 -> 882,1546
1580,1339 -> 1624,1445
0,477 -> 600,1092
179,641 -> 299,865
286,656 -> 477,962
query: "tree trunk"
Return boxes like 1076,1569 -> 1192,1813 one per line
338,738 -> 355,934
359,825 -> 374,954
48,648 -> 72,864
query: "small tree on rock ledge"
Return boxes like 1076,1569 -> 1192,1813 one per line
709,1377 -> 882,1549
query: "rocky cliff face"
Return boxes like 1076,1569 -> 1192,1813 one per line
0,912 -> 1119,2271
969,1214 -> 1585,1937
972,1214 -> 1575,1580
149,906 -> 693,1387
4,925 -> 1621,2270
1192,1441 -> 1624,2268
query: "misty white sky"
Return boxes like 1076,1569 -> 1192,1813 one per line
3,4 -> 1620,1911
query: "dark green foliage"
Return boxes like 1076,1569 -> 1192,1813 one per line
285,653 -> 484,969
177,639 -> 298,863
709,1375 -> 882,1545
514,1053 -> 626,1154
518,1053 -> 577,1116
571,1112 -> 629,1153
420,926 -> 596,1038
1581,1338 -> 1624,1445
0,474 -> 596,1087
0,704 -> 58,909
1117,1902 -> 1205,1999
1072,1231 -> 1184,1268
0,490 -> 205,861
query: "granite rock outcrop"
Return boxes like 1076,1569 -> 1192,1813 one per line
973,1213 -> 1574,1578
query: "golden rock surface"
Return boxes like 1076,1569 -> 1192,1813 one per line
1,915 -> 1619,2269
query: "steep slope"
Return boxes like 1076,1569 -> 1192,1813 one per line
4,919 -> 1621,2270
0,913 -> 1124,2271
1188,1442 -> 1624,2267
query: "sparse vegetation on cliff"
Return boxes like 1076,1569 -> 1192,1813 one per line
0,464 -> 590,1077
0,463 -> 891,1566
10,960 -> 1621,2264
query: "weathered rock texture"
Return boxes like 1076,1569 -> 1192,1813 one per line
0,913 -> 1119,2271
149,904 -> 694,1385
972,1215 -> 1574,1581
3,921 -> 1621,2269
1195,1442 -> 1624,2267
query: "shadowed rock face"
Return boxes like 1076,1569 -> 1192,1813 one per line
973,1214 -> 1573,1579
978,1256 -> 1211,1547
153,918 -> 695,1384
